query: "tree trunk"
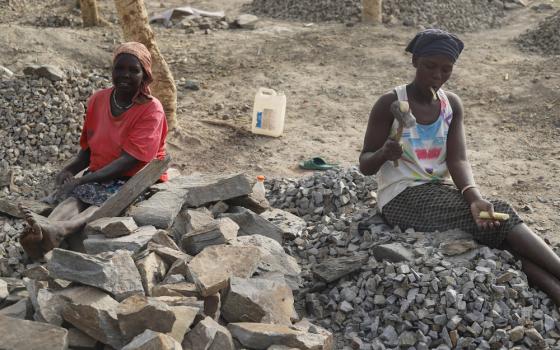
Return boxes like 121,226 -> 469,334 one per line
80,0 -> 101,27
114,0 -> 177,130
362,0 -> 382,25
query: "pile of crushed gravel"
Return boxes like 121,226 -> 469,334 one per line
0,67 -> 111,198
517,10 -> 560,56
246,0 -> 506,32
0,68 -> 109,168
267,168 -> 560,349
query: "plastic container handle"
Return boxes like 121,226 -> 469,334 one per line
258,88 -> 277,96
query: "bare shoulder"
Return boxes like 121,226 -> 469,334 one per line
370,91 -> 398,120
443,90 -> 463,112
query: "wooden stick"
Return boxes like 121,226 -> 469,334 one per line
392,124 -> 403,167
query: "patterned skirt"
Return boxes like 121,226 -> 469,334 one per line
71,180 -> 126,207
381,183 -> 523,248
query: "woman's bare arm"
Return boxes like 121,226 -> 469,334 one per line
359,92 -> 402,175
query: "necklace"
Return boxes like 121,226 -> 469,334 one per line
112,90 -> 134,110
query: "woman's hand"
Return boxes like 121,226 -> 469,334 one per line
57,178 -> 81,198
55,170 -> 74,188
381,138 -> 403,161
470,199 -> 501,230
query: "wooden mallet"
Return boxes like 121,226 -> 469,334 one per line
390,100 -> 416,167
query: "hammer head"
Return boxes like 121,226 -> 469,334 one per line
390,100 -> 416,128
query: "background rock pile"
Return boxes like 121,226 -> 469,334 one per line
0,66 -> 111,198
0,67 -> 109,168
266,168 -> 560,349
246,0 -> 507,32
517,10 -> 560,56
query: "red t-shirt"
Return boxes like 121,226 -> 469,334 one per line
79,88 -> 168,181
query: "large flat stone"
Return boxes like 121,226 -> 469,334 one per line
153,173 -> 252,207
0,315 -> 68,350
171,207 -> 214,241
0,298 -> 31,319
0,278 -> 8,300
67,327 -> 97,349
222,206 -> 284,243
228,323 -> 333,350
84,217 -> 138,238
371,243 -> 414,262
230,235 -> 301,288
149,243 -> 191,266
208,323 -> 235,350
117,295 -> 177,343
260,208 -> 307,239
222,277 -> 296,325
181,316 -> 220,350
83,225 -> 158,254
312,254 -> 369,283
130,190 -> 187,229
122,329 -> 182,350
136,252 -> 168,295
181,217 -> 239,255
188,245 -> 262,297
168,306 -> 199,343
61,287 -> 123,349
152,282 -> 199,298
48,249 -> 144,301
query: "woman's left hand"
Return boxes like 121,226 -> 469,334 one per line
58,178 -> 81,197
470,199 -> 500,230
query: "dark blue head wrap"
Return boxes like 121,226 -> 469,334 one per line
405,29 -> 464,62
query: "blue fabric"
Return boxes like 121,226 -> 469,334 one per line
416,117 -> 442,140
405,29 -> 464,62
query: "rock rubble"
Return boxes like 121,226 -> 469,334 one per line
0,172 -> 332,350
517,10 -> 560,56
265,168 -> 560,349
2,164 -> 560,349
246,0 -> 508,32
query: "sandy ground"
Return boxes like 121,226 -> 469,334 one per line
1,0 -> 559,242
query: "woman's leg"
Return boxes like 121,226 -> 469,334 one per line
517,257 -> 560,306
505,223 -> 560,281
47,197 -> 88,221
19,204 -> 99,259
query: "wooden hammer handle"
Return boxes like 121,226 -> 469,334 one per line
392,125 -> 404,167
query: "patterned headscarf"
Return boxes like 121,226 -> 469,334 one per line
405,29 -> 464,62
113,42 -> 153,104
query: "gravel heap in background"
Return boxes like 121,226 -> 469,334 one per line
0,70 -> 110,197
246,0 -> 506,32
267,168 -> 560,349
517,10 -> 560,56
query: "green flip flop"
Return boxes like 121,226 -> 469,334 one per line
299,157 -> 338,171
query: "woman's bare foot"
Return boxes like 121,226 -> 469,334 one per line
20,226 -> 45,261
19,204 -> 66,259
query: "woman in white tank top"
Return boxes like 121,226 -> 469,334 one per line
359,29 -> 560,306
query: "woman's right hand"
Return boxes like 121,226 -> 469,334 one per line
55,170 -> 74,187
381,138 -> 403,161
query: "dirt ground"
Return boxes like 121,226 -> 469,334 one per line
1,0 -> 559,242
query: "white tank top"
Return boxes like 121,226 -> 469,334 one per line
377,84 -> 454,210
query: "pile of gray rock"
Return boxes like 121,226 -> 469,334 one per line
517,10 -> 560,56
0,65 -> 109,168
0,172 -> 332,349
155,13 -> 261,33
266,168 -> 560,349
0,65 -> 110,198
246,0 -> 510,32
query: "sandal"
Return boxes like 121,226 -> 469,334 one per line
298,157 -> 338,171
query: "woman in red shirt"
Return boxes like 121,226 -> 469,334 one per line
20,42 -> 168,260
